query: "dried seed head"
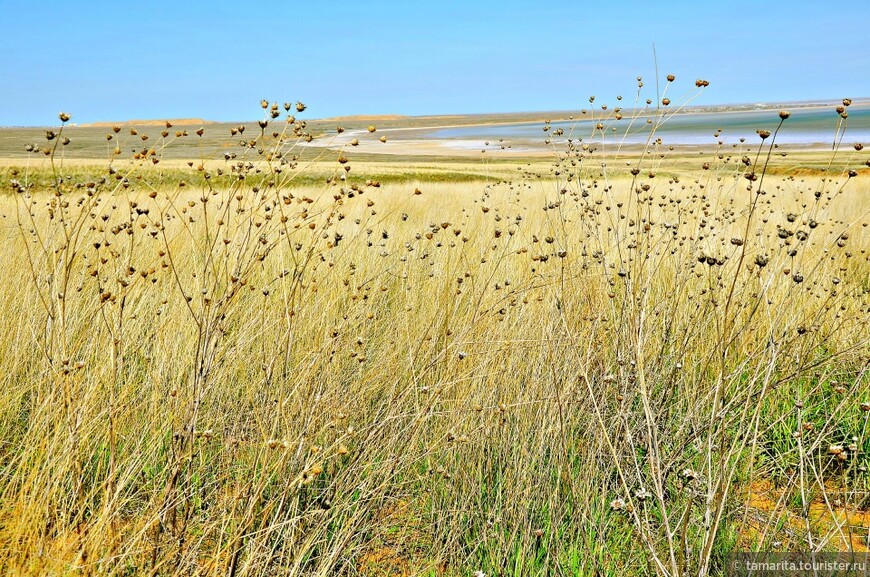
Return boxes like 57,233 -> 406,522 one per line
779,110 -> 790,119
367,125 -> 376,133
681,468 -> 699,480
666,74 -> 675,82
58,112 -> 71,123
757,130 -> 771,140
296,101 -> 306,112
661,98 -> 671,106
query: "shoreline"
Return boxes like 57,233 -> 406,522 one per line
304,101 -> 868,157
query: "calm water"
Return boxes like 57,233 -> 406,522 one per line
424,104 -> 870,147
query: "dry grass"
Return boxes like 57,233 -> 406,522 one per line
0,99 -> 867,576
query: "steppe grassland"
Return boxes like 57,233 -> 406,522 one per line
0,118 -> 868,576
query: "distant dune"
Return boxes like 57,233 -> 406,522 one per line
80,118 -> 217,128
316,114 -> 408,122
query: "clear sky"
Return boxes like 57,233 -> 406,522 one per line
1,0 -> 867,126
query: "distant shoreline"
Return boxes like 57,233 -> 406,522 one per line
303,100 -> 868,157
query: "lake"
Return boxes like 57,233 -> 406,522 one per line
421,103 -> 870,149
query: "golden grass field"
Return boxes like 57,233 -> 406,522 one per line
0,107 -> 868,576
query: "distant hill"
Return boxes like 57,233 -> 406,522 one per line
316,114 -> 408,122
80,118 -> 217,128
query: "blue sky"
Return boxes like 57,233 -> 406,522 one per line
1,1 -> 867,125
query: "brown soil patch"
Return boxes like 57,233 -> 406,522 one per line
357,498 -> 444,576
740,479 -> 870,551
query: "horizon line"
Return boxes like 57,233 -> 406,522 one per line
2,96 -> 867,129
